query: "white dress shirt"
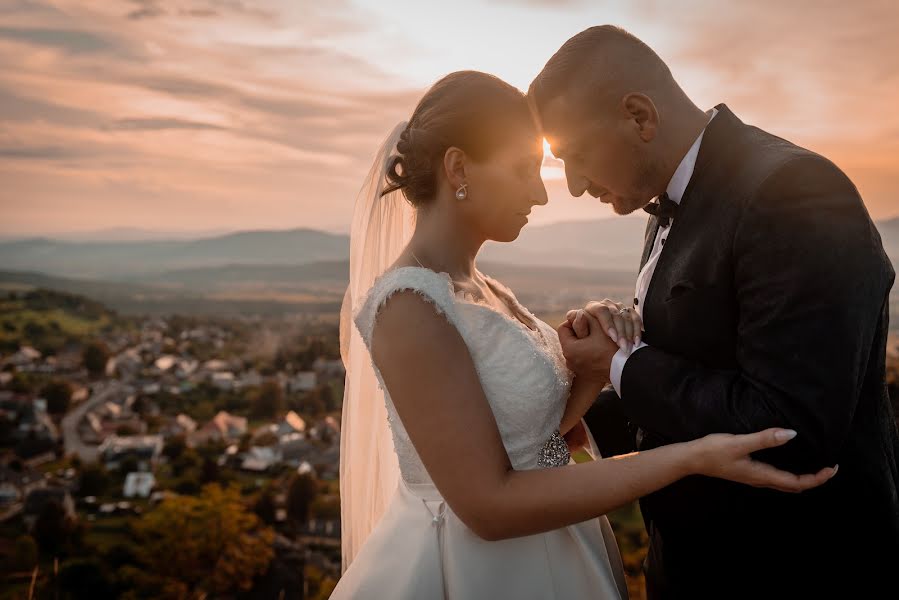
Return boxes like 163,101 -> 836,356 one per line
609,108 -> 718,395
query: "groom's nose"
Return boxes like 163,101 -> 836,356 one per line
564,163 -> 589,197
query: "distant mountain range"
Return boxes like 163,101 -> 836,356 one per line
0,218 -> 649,280
0,228 -> 351,279
4,215 -> 898,280
0,226 -> 237,243
1,216 -> 896,318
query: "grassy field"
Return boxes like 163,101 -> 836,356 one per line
0,289 -> 119,355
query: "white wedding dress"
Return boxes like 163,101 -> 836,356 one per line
330,266 -> 628,600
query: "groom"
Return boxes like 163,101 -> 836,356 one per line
530,26 -> 899,598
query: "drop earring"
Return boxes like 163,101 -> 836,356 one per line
455,182 -> 468,200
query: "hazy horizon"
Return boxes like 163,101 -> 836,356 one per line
0,214 -> 651,241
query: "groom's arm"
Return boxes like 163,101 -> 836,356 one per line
617,155 -> 894,472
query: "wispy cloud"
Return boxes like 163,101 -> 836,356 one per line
0,0 -> 896,235
108,117 -> 227,131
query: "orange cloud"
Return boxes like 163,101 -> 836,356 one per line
0,0 -> 896,237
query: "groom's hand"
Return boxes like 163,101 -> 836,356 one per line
557,311 -> 618,385
566,299 -> 642,350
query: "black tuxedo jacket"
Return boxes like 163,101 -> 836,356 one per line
584,104 -> 899,598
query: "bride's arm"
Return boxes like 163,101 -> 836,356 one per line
558,376 -> 605,436
559,377 -> 605,435
372,291 -> 837,542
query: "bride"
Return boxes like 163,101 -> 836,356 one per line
333,71 -> 835,599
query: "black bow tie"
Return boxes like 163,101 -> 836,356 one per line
643,193 -> 677,227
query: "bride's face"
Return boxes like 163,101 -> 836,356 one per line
462,138 -> 548,243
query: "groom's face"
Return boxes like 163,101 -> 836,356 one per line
539,95 -> 656,215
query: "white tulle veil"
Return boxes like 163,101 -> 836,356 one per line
338,121 -> 416,571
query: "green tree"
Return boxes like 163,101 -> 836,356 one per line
11,534 -> 38,571
174,477 -> 201,495
200,456 -> 220,483
254,487 -> 277,525
162,434 -> 187,461
42,379 -> 73,415
251,380 -> 284,419
9,372 -> 32,394
78,463 -> 111,497
58,557 -> 114,600
82,340 -> 110,378
287,473 -> 318,524
133,483 -> 275,597
171,447 -> 201,477
310,495 -> 340,520
103,542 -> 139,569
299,387 -> 327,417
23,320 -> 46,338
33,499 -> 80,556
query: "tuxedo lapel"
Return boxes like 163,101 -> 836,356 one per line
640,217 -> 661,271
637,105 -> 732,273
640,104 -> 741,321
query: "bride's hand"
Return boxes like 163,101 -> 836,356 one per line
566,299 -> 643,350
689,428 -> 838,493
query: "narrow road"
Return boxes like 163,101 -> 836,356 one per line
61,380 -> 124,463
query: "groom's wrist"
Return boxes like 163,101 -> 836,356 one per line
610,341 -> 648,396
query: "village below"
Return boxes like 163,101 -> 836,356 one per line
0,288 -> 344,599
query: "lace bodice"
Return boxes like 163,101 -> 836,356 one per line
354,266 -> 574,485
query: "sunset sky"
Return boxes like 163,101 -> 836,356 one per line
1,0 -> 898,237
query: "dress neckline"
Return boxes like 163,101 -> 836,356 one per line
394,265 -> 539,332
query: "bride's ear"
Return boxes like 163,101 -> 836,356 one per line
443,146 -> 468,191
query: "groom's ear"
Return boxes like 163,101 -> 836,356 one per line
622,93 -> 659,142
443,146 -> 468,189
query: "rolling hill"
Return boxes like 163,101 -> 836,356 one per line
1,216 -> 896,320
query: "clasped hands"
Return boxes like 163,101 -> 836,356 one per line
556,299 -> 644,386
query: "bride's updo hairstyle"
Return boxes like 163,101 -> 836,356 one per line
382,71 -> 536,206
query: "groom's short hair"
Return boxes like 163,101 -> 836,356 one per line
528,25 -> 673,123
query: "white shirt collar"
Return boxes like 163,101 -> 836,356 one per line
665,107 -> 718,205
